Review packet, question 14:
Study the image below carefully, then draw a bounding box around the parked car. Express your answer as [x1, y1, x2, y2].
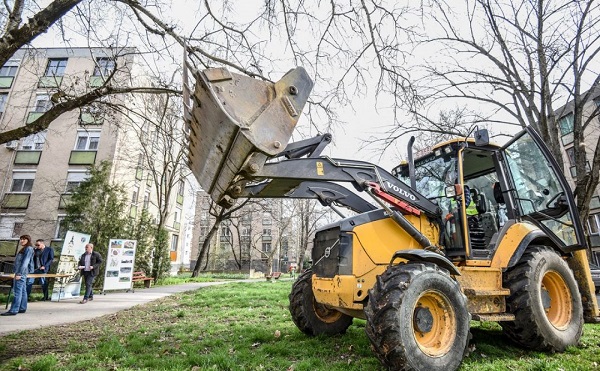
[590, 263, 600, 294]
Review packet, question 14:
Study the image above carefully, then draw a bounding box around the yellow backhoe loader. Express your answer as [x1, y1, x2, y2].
[184, 66, 599, 371]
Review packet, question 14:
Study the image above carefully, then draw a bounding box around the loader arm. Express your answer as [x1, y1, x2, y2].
[228, 156, 441, 217]
[241, 180, 377, 214]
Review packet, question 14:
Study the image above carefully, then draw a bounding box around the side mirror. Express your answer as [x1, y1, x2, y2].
[474, 128, 489, 146]
[445, 184, 463, 198]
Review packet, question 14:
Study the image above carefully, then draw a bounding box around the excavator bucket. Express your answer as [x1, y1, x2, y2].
[185, 67, 314, 207]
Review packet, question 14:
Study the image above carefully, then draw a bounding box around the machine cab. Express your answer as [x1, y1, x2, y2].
[395, 126, 585, 261]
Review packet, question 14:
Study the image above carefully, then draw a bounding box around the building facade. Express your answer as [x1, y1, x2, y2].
[190, 190, 304, 275]
[0, 47, 188, 273]
[556, 91, 600, 263]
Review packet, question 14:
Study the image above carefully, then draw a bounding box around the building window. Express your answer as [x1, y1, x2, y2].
[558, 113, 574, 136]
[131, 188, 139, 204]
[0, 216, 24, 239]
[75, 131, 100, 150]
[54, 216, 67, 239]
[170, 234, 178, 252]
[11, 172, 35, 193]
[143, 192, 150, 209]
[241, 213, 252, 225]
[589, 213, 600, 235]
[220, 226, 231, 237]
[12, 222, 23, 238]
[0, 93, 7, 113]
[93, 57, 115, 76]
[263, 229, 271, 236]
[34, 95, 51, 112]
[565, 147, 575, 167]
[178, 180, 185, 196]
[20, 132, 46, 150]
[0, 64, 18, 77]
[262, 242, 271, 253]
[45, 58, 67, 77]
[65, 171, 89, 193]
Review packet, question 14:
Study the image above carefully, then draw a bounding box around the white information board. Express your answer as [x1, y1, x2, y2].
[52, 231, 91, 301]
[102, 239, 137, 292]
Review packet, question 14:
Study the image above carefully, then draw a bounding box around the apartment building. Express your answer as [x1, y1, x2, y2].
[556, 89, 600, 262]
[0, 47, 189, 272]
[190, 190, 300, 275]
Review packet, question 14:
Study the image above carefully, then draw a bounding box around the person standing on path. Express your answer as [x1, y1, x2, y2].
[2, 235, 34, 316]
[77, 243, 103, 304]
[26, 239, 54, 300]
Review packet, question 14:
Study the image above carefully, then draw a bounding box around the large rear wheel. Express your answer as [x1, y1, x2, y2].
[365, 262, 471, 371]
[501, 246, 583, 351]
[288, 269, 353, 335]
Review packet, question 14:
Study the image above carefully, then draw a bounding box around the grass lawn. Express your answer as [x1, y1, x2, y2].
[0, 280, 599, 370]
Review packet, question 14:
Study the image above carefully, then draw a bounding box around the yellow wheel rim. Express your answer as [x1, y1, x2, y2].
[313, 299, 343, 323]
[412, 290, 456, 357]
[541, 270, 572, 329]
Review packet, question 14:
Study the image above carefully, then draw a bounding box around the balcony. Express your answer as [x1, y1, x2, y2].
[26, 112, 44, 124]
[0, 240, 18, 256]
[38, 76, 63, 88]
[1, 193, 30, 209]
[136, 167, 143, 180]
[262, 235, 272, 242]
[174, 222, 181, 230]
[176, 194, 184, 205]
[79, 112, 103, 125]
[0, 76, 14, 88]
[58, 194, 72, 209]
[14, 150, 41, 165]
[69, 150, 96, 165]
[89, 76, 105, 88]
[130, 205, 138, 218]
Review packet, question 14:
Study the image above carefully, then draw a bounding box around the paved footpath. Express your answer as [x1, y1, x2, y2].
[0, 281, 235, 335]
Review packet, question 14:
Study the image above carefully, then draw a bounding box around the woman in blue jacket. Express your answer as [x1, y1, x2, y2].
[2, 235, 34, 316]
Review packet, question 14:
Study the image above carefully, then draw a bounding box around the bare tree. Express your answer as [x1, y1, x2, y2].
[295, 199, 334, 273]
[110, 83, 189, 279]
[401, 0, 600, 222]
[0, 0, 187, 144]
[192, 198, 249, 276]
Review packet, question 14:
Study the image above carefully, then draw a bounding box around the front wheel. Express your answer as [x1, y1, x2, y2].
[288, 270, 353, 336]
[501, 246, 583, 351]
[365, 262, 471, 371]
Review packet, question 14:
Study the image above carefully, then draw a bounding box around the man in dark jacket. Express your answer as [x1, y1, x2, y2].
[26, 239, 54, 300]
[77, 243, 103, 304]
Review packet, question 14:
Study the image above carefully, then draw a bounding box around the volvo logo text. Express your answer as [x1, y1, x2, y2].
[385, 181, 417, 201]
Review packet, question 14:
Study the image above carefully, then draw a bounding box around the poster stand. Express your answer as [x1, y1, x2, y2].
[51, 231, 90, 301]
[102, 239, 137, 293]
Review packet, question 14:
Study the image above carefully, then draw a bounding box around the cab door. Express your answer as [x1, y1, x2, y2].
[498, 126, 586, 251]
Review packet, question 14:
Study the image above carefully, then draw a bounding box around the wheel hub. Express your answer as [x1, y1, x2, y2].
[541, 287, 551, 310]
[413, 306, 434, 333]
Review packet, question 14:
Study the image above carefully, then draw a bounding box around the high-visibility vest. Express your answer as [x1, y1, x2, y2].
[466, 200, 478, 216]
[449, 197, 478, 215]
